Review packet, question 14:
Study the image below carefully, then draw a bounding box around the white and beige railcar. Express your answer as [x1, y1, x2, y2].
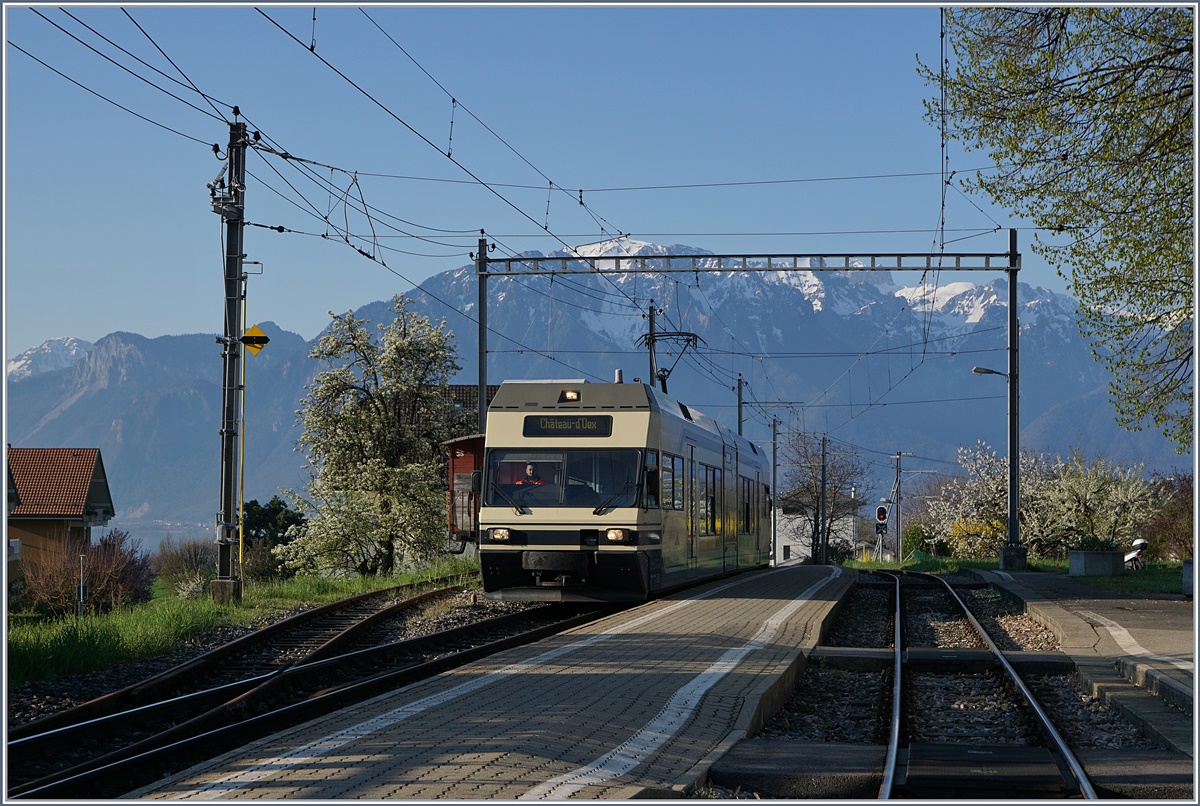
[470, 379, 770, 602]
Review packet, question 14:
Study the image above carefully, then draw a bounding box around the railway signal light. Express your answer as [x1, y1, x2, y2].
[876, 505, 888, 522]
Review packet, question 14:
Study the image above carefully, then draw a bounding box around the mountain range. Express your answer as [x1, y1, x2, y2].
[6, 240, 1185, 548]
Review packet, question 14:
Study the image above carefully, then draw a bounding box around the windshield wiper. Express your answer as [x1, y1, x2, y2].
[489, 480, 527, 516]
[592, 480, 633, 515]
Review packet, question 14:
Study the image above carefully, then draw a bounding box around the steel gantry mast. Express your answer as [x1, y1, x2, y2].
[474, 230, 1024, 569]
[211, 118, 249, 604]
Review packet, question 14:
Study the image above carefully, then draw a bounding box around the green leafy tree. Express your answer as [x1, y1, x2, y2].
[926, 440, 1161, 560]
[278, 296, 473, 577]
[921, 8, 1194, 451]
[241, 496, 304, 581]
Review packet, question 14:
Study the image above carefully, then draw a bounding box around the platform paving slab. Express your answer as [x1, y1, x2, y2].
[123, 565, 853, 801]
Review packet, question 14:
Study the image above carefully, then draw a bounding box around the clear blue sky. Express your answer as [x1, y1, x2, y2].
[4, 3, 1065, 360]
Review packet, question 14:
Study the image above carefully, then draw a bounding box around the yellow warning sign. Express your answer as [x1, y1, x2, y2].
[240, 324, 270, 355]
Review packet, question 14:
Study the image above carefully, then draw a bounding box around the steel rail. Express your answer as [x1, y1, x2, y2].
[10, 607, 609, 800]
[874, 571, 903, 800]
[919, 571, 1098, 799]
[6, 584, 478, 788]
[8, 573, 476, 742]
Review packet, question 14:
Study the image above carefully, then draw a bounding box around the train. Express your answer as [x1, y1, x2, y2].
[445, 378, 772, 602]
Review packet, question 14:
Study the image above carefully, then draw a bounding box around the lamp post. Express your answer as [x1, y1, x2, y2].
[972, 365, 1026, 571]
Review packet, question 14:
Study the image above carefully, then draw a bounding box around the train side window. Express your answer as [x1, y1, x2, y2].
[672, 455, 684, 510]
[701, 465, 720, 535]
[644, 451, 659, 509]
[659, 454, 672, 511]
[740, 476, 752, 533]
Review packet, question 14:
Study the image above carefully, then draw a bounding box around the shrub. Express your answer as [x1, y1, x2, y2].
[19, 543, 80, 615]
[154, 535, 217, 597]
[18, 529, 154, 616]
[242, 537, 285, 583]
[1073, 535, 1118, 552]
[89, 529, 155, 610]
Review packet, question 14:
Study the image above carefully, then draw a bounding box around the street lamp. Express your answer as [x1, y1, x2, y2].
[972, 365, 1025, 571]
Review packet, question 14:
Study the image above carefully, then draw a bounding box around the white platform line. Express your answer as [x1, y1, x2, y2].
[519, 568, 843, 800]
[167, 568, 807, 800]
[1079, 609, 1194, 673]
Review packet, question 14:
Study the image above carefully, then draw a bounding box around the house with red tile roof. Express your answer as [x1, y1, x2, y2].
[6, 447, 116, 572]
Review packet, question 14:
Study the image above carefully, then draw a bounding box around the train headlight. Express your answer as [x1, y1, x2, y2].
[604, 528, 632, 544]
[490, 528, 511, 541]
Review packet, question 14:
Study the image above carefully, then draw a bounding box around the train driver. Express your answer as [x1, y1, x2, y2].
[516, 462, 546, 485]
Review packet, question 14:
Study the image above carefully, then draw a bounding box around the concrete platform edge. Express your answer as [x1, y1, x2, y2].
[972, 569, 1194, 758]
[629, 569, 855, 799]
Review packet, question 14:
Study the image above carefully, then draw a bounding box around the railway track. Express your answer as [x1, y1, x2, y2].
[876, 571, 1096, 799]
[8, 581, 613, 799]
[10, 574, 472, 740]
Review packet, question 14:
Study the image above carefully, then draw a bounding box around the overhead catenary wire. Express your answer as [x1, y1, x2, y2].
[20, 8, 1018, 432]
[121, 8, 229, 123]
[255, 7, 659, 345]
[28, 9, 229, 123]
[255, 8, 613, 258]
[8, 41, 214, 147]
[358, 8, 624, 239]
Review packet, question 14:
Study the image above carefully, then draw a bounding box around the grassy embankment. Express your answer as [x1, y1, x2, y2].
[7, 557, 480, 687]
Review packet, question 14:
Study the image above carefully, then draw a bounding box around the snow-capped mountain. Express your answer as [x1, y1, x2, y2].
[5, 241, 1183, 532]
[7, 337, 93, 382]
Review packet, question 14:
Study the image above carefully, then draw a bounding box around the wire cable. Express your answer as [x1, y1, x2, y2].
[121, 8, 229, 123]
[8, 40, 213, 146]
[255, 8, 598, 255]
[26, 10, 226, 122]
[357, 8, 625, 240]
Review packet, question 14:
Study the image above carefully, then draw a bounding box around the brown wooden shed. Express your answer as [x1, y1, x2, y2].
[6, 447, 116, 572]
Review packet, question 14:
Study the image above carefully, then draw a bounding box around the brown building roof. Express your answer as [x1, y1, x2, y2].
[7, 448, 115, 521]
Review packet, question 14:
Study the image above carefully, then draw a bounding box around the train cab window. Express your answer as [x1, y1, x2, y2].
[484, 449, 641, 510]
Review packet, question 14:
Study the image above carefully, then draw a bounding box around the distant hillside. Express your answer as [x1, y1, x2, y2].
[6, 242, 1186, 542]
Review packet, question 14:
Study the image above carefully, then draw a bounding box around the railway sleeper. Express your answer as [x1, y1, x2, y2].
[895, 743, 1075, 798]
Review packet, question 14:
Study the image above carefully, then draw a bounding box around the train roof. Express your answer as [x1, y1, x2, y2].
[488, 380, 760, 457]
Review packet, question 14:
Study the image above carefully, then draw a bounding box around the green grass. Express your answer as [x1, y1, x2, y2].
[843, 556, 1188, 597]
[1066, 564, 1188, 596]
[7, 557, 481, 688]
[7, 597, 226, 685]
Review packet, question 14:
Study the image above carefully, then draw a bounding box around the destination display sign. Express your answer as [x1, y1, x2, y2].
[523, 414, 613, 438]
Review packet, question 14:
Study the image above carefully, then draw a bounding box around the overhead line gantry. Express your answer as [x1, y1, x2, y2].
[472, 229, 1025, 570]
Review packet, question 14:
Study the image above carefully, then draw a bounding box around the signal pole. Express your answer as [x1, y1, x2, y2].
[475, 234, 488, 433]
[647, 300, 660, 390]
[737, 374, 744, 436]
[211, 117, 248, 605]
[819, 434, 828, 564]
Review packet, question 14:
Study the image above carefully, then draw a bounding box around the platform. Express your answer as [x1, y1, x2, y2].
[978, 567, 1194, 758]
[125, 564, 852, 800]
